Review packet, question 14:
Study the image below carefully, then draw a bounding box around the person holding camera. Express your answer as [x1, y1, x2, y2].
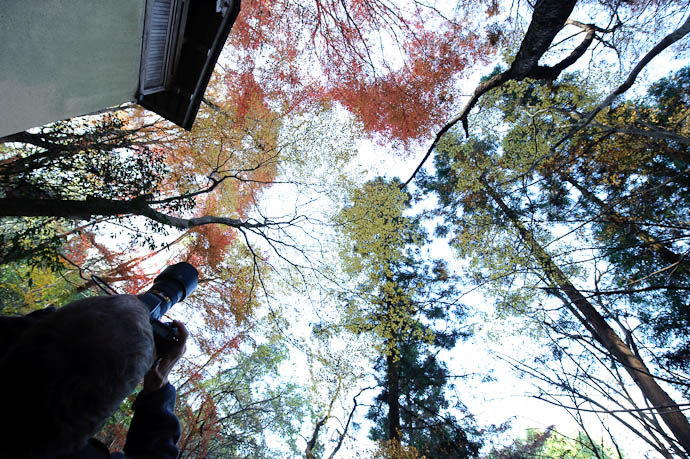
[0, 294, 188, 458]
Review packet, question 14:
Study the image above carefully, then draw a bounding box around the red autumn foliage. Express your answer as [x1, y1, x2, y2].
[186, 225, 237, 272]
[223, 0, 496, 145]
[177, 390, 222, 458]
[330, 26, 487, 143]
[62, 229, 155, 294]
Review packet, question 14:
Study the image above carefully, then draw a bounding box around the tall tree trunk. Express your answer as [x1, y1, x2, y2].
[480, 177, 690, 454]
[386, 353, 401, 441]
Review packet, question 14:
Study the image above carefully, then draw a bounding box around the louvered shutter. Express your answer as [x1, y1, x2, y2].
[140, 0, 182, 94]
[144, 0, 171, 90]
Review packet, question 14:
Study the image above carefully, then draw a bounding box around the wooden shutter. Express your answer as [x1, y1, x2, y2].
[140, 0, 186, 94]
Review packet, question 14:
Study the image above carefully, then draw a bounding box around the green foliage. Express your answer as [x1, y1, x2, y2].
[487, 428, 619, 459]
[0, 217, 65, 270]
[507, 69, 690, 370]
[0, 258, 87, 314]
[0, 116, 178, 268]
[367, 343, 482, 458]
[1, 116, 167, 201]
[647, 66, 690, 125]
[423, 66, 690, 372]
[187, 341, 309, 458]
[420, 137, 554, 321]
[337, 178, 482, 456]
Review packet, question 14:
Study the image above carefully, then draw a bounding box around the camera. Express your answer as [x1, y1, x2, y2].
[138, 262, 198, 354]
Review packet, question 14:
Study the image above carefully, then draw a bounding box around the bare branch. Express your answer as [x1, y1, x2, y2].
[402, 0, 593, 188]
[553, 13, 690, 152]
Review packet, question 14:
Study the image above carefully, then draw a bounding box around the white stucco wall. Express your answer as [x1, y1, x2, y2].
[0, 0, 146, 137]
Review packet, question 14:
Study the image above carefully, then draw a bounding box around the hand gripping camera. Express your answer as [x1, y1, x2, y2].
[138, 262, 198, 354]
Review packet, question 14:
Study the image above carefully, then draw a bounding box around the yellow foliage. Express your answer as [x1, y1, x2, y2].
[336, 179, 437, 357]
[370, 439, 425, 459]
[0, 264, 79, 315]
[337, 180, 411, 278]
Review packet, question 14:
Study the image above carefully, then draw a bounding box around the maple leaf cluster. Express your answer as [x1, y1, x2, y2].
[224, 0, 495, 145]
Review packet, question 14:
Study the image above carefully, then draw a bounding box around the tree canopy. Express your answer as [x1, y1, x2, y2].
[2, 0, 690, 457]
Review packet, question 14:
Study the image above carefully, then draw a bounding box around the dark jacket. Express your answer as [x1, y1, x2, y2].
[61, 383, 181, 459]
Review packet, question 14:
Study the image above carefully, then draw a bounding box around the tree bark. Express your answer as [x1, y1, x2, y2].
[386, 353, 401, 441]
[480, 177, 690, 454]
[508, 0, 580, 79]
[0, 196, 261, 230]
[305, 416, 327, 459]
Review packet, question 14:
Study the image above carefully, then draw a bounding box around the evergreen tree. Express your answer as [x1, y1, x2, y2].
[338, 178, 482, 457]
[478, 68, 690, 372]
[420, 68, 690, 452]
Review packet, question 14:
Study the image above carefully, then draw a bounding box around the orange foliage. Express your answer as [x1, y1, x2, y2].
[177, 390, 222, 458]
[62, 229, 155, 294]
[186, 225, 237, 272]
[331, 26, 486, 143]
[222, 0, 494, 145]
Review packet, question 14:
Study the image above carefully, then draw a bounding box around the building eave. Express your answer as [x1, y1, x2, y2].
[137, 0, 241, 130]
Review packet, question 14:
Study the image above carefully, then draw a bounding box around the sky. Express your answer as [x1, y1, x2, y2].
[137, 2, 690, 456]
[253, 13, 690, 456]
[5, 1, 687, 455]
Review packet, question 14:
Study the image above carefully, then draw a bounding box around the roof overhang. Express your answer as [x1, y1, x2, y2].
[136, 0, 240, 130]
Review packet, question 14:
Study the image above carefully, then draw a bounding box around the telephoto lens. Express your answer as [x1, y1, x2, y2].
[139, 262, 198, 353]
